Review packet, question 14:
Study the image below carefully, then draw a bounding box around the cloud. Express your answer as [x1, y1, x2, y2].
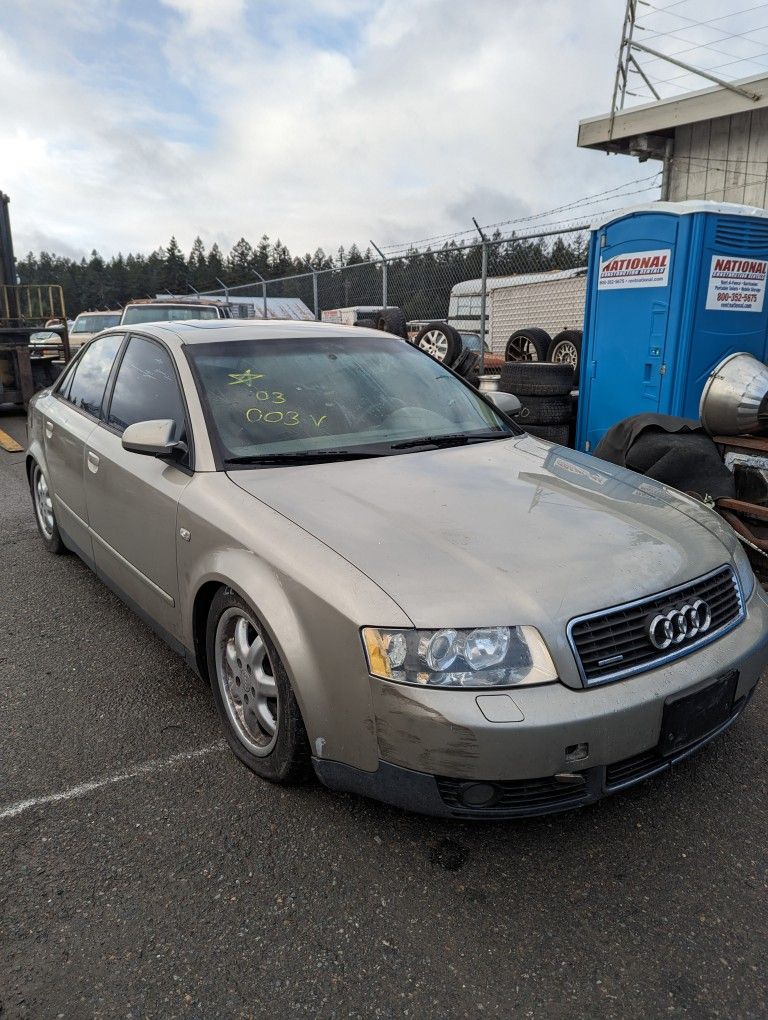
[0, 0, 657, 263]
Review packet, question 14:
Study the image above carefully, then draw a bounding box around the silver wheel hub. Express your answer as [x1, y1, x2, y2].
[33, 466, 54, 540]
[418, 330, 449, 360]
[215, 608, 279, 756]
[550, 340, 578, 366]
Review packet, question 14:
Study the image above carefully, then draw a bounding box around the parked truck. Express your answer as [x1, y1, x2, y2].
[0, 191, 70, 407]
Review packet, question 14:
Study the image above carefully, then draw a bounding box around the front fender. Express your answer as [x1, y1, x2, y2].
[178, 474, 412, 772]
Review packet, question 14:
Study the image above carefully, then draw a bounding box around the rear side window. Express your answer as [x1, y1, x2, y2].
[107, 336, 186, 441]
[61, 334, 123, 416]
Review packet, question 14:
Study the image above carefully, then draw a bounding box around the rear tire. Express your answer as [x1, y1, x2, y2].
[206, 588, 311, 785]
[505, 327, 550, 363]
[498, 362, 574, 396]
[30, 462, 65, 554]
[414, 321, 461, 363]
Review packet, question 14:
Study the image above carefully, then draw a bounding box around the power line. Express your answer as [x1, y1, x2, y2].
[613, 0, 768, 110]
[379, 174, 661, 253]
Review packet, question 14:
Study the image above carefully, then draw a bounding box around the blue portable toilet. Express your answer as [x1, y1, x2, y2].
[576, 201, 768, 452]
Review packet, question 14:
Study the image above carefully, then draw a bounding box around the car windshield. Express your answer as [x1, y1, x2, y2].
[72, 313, 121, 333]
[122, 305, 221, 325]
[187, 335, 517, 464]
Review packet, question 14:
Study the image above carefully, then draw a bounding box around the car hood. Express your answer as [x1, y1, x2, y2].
[228, 435, 733, 680]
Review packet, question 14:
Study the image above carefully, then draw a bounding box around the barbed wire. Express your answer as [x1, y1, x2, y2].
[378, 173, 661, 254]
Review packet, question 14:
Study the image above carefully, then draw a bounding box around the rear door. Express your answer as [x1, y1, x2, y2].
[43, 333, 124, 561]
[83, 334, 192, 638]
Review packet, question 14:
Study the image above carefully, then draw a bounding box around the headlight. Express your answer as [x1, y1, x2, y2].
[362, 626, 557, 688]
[732, 540, 756, 600]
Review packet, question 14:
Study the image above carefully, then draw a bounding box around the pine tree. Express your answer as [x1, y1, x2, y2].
[228, 238, 254, 280]
[164, 236, 187, 293]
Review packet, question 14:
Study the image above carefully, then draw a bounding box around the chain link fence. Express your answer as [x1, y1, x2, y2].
[201, 223, 590, 371]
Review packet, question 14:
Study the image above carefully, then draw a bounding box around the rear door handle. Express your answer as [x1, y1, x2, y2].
[45, 421, 53, 439]
[87, 450, 100, 473]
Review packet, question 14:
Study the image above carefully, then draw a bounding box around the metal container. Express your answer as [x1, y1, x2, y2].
[699, 352, 768, 435]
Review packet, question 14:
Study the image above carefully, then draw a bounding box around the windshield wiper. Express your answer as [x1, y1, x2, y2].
[389, 432, 503, 450]
[224, 449, 387, 465]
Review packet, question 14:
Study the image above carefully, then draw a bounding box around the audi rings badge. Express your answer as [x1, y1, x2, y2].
[646, 599, 712, 651]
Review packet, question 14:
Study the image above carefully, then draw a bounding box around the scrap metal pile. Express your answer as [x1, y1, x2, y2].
[598, 353, 768, 584]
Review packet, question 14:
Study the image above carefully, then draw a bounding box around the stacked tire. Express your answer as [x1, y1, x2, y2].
[498, 362, 575, 445]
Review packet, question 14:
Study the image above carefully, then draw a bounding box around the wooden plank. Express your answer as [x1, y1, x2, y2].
[724, 112, 750, 204]
[744, 106, 768, 207]
[705, 115, 731, 200]
[687, 119, 712, 199]
[0, 428, 23, 453]
[670, 125, 692, 200]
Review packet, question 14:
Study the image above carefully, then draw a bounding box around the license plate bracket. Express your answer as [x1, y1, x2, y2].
[659, 671, 737, 757]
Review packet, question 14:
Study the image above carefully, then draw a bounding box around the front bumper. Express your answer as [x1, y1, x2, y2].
[314, 587, 768, 819]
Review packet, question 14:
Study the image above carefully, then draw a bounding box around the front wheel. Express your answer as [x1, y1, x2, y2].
[30, 462, 66, 554]
[207, 588, 311, 784]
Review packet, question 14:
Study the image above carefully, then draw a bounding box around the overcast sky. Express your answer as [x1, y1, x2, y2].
[0, 0, 709, 260]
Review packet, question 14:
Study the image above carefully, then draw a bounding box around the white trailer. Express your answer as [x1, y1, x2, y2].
[321, 306, 381, 326]
[447, 267, 587, 355]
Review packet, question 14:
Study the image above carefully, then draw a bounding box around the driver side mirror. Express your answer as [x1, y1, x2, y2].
[486, 391, 522, 418]
[122, 419, 187, 458]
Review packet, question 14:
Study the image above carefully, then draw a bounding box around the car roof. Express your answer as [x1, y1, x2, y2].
[114, 318, 395, 345]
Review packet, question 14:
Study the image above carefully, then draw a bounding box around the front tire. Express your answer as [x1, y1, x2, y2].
[30, 462, 65, 554]
[207, 588, 311, 784]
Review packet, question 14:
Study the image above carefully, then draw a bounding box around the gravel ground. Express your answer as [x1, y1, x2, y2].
[1, 409, 767, 1019]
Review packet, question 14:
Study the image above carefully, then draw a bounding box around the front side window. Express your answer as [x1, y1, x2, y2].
[186, 335, 516, 465]
[107, 336, 186, 442]
[61, 333, 123, 417]
[121, 305, 220, 325]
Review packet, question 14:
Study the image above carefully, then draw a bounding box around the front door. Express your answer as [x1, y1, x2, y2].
[83, 334, 192, 639]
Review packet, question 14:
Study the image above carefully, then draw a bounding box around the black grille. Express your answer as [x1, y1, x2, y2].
[715, 218, 768, 250]
[605, 750, 666, 789]
[569, 566, 743, 685]
[436, 775, 588, 816]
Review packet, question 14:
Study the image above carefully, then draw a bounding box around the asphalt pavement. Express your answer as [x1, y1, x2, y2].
[1, 408, 767, 1019]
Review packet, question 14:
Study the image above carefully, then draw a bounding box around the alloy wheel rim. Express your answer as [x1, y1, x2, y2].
[507, 338, 538, 362]
[33, 466, 54, 540]
[418, 330, 449, 360]
[550, 340, 578, 366]
[215, 607, 279, 756]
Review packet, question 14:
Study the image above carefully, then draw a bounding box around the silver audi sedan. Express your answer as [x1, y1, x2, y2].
[26, 320, 768, 818]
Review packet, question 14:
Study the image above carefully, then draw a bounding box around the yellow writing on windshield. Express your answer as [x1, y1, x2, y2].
[228, 369, 265, 386]
[245, 408, 328, 428]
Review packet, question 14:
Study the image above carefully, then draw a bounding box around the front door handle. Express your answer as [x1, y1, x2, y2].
[87, 450, 100, 473]
[45, 421, 53, 439]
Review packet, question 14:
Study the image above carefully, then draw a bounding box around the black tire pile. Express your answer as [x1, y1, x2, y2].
[498, 362, 575, 445]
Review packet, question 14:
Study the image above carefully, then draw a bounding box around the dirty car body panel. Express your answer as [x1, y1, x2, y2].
[26, 319, 768, 819]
